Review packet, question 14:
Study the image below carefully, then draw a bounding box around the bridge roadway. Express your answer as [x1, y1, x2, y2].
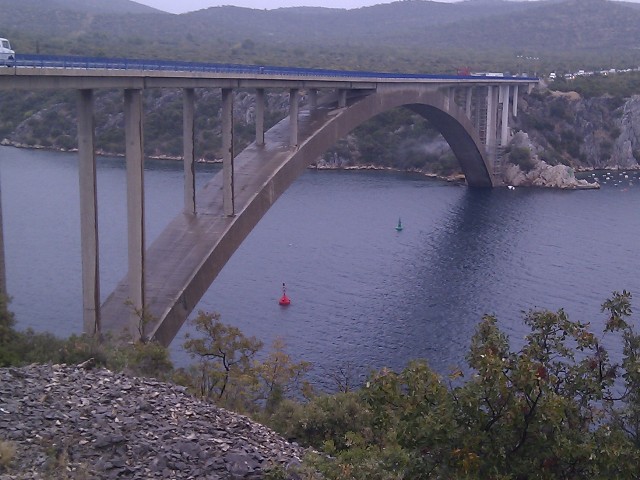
[0, 56, 538, 344]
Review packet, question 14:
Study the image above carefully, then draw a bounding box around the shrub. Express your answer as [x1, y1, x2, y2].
[509, 146, 536, 172]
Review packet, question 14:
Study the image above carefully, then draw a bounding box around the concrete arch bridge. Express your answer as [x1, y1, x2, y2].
[0, 60, 537, 344]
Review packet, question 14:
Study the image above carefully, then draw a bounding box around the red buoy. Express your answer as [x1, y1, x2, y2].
[279, 282, 291, 306]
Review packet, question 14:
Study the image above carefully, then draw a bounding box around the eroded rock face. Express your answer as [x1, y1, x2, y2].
[503, 131, 600, 189]
[516, 90, 640, 171]
[0, 364, 306, 479]
[612, 95, 640, 169]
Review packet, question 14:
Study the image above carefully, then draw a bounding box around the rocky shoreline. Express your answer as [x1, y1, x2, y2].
[0, 141, 621, 189]
[0, 363, 307, 479]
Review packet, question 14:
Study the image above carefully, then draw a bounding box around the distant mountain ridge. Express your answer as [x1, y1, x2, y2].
[0, 0, 639, 73]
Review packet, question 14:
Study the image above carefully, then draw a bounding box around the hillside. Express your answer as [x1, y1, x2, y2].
[1, 0, 640, 72]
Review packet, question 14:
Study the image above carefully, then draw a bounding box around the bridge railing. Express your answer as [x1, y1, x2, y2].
[13, 54, 538, 83]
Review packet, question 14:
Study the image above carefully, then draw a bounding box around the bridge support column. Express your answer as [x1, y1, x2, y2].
[0, 172, 5, 305]
[222, 88, 235, 216]
[465, 87, 473, 119]
[474, 89, 483, 135]
[500, 85, 510, 147]
[124, 89, 145, 339]
[183, 88, 196, 215]
[338, 89, 347, 108]
[308, 89, 318, 110]
[77, 89, 101, 336]
[512, 85, 519, 117]
[485, 86, 499, 158]
[289, 88, 299, 149]
[255, 88, 265, 146]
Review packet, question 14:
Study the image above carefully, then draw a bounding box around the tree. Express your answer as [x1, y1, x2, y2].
[254, 337, 312, 412]
[182, 311, 263, 408]
[288, 292, 640, 479]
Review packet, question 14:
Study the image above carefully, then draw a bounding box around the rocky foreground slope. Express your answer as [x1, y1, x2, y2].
[0, 364, 307, 479]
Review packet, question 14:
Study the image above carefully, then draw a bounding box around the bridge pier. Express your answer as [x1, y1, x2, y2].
[337, 89, 347, 108]
[500, 85, 510, 147]
[77, 89, 100, 336]
[183, 88, 196, 215]
[124, 89, 146, 339]
[289, 88, 299, 148]
[255, 88, 265, 146]
[0, 172, 5, 306]
[308, 89, 318, 110]
[485, 86, 497, 154]
[222, 88, 235, 217]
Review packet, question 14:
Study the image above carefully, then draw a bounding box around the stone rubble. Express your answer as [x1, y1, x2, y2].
[0, 363, 307, 479]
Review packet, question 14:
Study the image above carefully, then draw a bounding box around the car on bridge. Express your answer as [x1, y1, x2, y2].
[0, 38, 15, 66]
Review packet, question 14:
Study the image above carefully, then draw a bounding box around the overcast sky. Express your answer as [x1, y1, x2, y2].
[133, 0, 552, 14]
[135, 0, 640, 14]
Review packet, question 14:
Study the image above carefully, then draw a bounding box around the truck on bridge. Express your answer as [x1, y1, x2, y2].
[0, 37, 14, 66]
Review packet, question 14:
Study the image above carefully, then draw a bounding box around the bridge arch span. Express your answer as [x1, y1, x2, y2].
[102, 86, 494, 344]
[288, 86, 494, 187]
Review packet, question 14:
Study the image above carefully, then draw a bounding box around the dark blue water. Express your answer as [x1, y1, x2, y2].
[1, 146, 639, 388]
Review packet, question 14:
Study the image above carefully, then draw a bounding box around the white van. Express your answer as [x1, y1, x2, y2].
[0, 38, 15, 66]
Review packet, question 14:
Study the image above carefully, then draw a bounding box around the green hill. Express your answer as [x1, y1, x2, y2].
[1, 0, 640, 73]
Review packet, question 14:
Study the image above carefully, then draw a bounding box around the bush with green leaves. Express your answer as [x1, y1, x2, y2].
[284, 291, 640, 479]
[178, 311, 311, 415]
[508, 146, 536, 172]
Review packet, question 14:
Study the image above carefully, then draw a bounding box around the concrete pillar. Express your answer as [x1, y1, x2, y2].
[222, 88, 234, 216]
[77, 89, 100, 336]
[289, 88, 299, 149]
[183, 88, 196, 215]
[465, 87, 473, 119]
[474, 90, 482, 131]
[512, 85, 519, 117]
[124, 89, 145, 339]
[338, 89, 347, 108]
[0, 166, 7, 311]
[255, 88, 265, 146]
[486, 86, 496, 149]
[308, 89, 318, 110]
[500, 85, 510, 146]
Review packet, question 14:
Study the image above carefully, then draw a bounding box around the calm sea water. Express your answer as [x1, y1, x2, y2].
[1, 146, 639, 388]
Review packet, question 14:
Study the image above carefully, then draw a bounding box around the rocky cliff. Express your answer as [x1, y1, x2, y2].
[496, 88, 640, 188]
[0, 363, 306, 479]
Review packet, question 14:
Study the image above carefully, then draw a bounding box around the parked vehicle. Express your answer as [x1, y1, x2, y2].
[0, 37, 15, 66]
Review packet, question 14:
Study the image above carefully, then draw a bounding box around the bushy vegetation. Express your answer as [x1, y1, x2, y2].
[4, 291, 640, 478]
[508, 146, 536, 172]
[275, 291, 640, 479]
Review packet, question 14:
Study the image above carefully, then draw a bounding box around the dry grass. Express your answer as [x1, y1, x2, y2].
[0, 439, 16, 470]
